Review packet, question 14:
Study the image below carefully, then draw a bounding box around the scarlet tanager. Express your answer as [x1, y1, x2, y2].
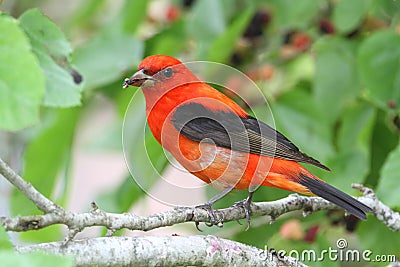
[123, 55, 371, 226]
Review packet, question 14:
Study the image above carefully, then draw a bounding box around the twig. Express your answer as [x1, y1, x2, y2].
[352, 184, 400, 231]
[0, 158, 61, 214]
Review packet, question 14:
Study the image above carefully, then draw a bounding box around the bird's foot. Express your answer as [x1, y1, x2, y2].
[234, 197, 253, 231]
[195, 202, 223, 229]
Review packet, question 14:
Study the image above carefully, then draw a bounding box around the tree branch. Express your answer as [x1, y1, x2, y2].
[0, 158, 61, 214]
[0, 157, 398, 234]
[1, 185, 399, 234]
[352, 184, 400, 231]
[1, 157, 399, 266]
[15, 235, 306, 267]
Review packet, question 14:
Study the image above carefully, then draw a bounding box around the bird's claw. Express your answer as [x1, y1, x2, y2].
[194, 221, 203, 232]
[195, 203, 224, 229]
[196, 203, 217, 224]
[234, 198, 253, 231]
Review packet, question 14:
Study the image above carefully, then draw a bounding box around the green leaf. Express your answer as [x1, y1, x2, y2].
[332, 0, 372, 34]
[115, 176, 146, 211]
[63, 0, 107, 31]
[11, 108, 80, 218]
[376, 142, 400, 207]
[73, 26, 143, 89]
[370, 0, 400, 18]
[268, 0, 320, 29]
[187, 0, 226, 58]
[0, 251, 73, 267]
[208, 8, 254, 63]
[187, 0, 226, 42]
[120, 0, 148, 33]
[261, 55, 315, 99]
[19, 9, 82, 107]
[145, 19, 187, 56]
[337, 103, 375, 154]
[365, 111, 399, 187]
[358, 30, 400, 110]
[0, 226, 12, 250]
[284, 54, 315, 88]
[313, 37, 359, 125]
[0, 14, 45, 130]
[357, 216, 400, 260]
[323, 103, 375, 191]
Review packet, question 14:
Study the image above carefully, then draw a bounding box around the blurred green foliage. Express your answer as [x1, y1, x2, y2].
[0, 0, 399, 266]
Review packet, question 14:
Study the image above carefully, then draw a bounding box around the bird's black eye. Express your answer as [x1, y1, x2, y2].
[163, 67, 173, 78]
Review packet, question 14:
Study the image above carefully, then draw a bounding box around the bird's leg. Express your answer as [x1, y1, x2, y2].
[195, 186, 234, 226]
[234, 190, 255, 231]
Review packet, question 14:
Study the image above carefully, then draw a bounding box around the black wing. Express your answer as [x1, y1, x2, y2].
[172, 102, 330, 171]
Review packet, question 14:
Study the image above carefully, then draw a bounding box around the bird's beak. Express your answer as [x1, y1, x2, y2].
[122, 69, 155, 89]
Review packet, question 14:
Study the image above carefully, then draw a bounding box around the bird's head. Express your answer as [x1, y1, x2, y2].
[123, 55, 187, 89]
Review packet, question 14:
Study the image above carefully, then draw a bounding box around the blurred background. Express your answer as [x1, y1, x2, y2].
[0, 0, 399, 266]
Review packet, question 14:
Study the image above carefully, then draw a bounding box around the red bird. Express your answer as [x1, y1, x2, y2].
[123, 55, 371, 227]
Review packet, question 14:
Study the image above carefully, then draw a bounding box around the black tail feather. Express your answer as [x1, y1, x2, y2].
[299, 174, 372, 220]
